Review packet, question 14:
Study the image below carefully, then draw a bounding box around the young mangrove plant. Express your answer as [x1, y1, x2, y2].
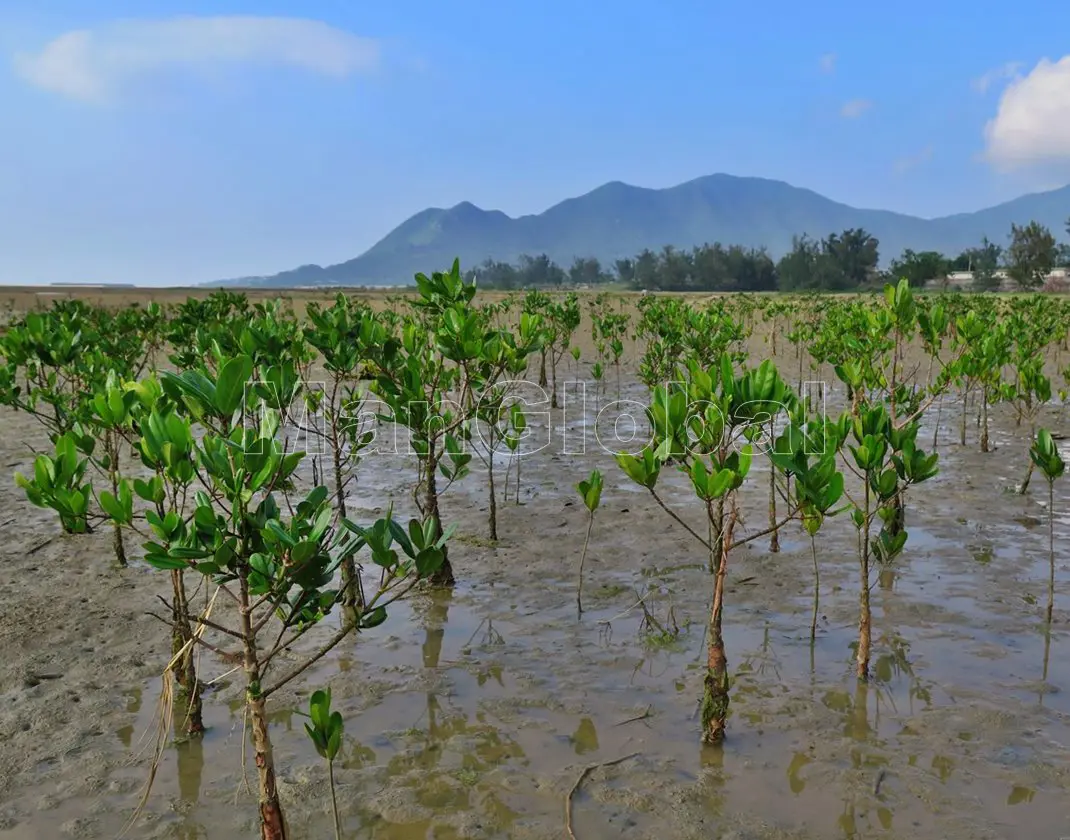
[100, 355, 451, 839]
[303, 293, 380, 613]
[304, 687, 345, 840]
[502, 402, 526, 504]
[617, 356, 801, 743]
[1030, 429, 1065, 624]
[574, 468, 603, 616]
[1009, 357, 1053, 494]
[841, 404, 938, 678]
[770, 412, 846, 642]
[369, 261, 539, 583]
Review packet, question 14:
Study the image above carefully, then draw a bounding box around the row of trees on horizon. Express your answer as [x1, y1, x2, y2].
[464, 217, 1070, 293]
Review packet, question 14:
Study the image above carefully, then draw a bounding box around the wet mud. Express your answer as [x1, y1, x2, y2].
[0, 333, 1068, 840]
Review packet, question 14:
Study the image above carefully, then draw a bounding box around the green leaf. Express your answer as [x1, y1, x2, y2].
[99, 490, 130, 524]
[215, 355, 254, 418]
[360, 606, 388, 629]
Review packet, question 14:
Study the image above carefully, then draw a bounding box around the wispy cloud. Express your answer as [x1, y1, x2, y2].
[840, 98, 872, 119]
[13, 16, 380, 102]
[894, 144, 934, 174]
[971, 61, 1022, 94]
[983, 55, 1070, 171]
[819, 53, 836, 74]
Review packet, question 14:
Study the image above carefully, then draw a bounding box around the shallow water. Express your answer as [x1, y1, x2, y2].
[1, 351, 1069, 840]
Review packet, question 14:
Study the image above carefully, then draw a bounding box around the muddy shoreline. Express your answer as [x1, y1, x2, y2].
[1, 344, 1068, 839]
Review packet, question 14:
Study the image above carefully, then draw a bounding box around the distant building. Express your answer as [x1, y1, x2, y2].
[926, 268, 1069, 292]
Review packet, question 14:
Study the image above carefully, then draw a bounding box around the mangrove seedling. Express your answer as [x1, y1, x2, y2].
[616, 356, 801, 743]
[575, 468, 603, 616]
[841, 404, 938, 678]
[1030, 429, 1065, 624]
[304, 687, 345, 840]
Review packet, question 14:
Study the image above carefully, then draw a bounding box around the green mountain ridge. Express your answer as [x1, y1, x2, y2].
[218, 173, 1070, 287]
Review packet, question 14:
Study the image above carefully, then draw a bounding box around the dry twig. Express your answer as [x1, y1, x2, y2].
[564, 752, 640, 839]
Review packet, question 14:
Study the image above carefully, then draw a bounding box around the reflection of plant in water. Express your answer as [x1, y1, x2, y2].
[736, 624, 782, 682]
[338, 740, 377, 771]
[632, 580, 689, 651]
[461, 616, 505, 651]
[570, 717, 600, 755]
[389, 694, 526, 779]
[969, 542, 994, 565]
[1007, 784, 1035, 805]
[476, 664, 505, 689]
[838, 800, 894, 839]
[173, 736, 208, 840]
[871, 633, 935, 713]
[786, 751, 811, 794]
[630, 656, 675, 683]
[931, 754, 955, 783]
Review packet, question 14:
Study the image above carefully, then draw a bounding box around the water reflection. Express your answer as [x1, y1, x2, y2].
[786, 751, 811, 794]
[931, 754, 955, 783]
[1007, 785, 1035, 805]
[341, 591, 528, 837]
[172, 737, 207, 840]
[418, 589, 452, 669]
[571, 717, 599, 755]
[116, 687, 143, 748]
[177, 737, 204, 804]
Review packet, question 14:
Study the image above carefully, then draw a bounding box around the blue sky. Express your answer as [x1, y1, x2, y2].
[1, 0, 1068, 285]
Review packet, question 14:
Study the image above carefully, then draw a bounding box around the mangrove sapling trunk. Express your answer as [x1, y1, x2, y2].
[331, 432, 362, 621]
[538, 349, 548, 388]
[809, 535, 819, 642]
[768, 429, 779, 553]
[888, 493, 905, 538]
[705, 497, 725, 574]
[328, 761, 340, 840]
[487, 447, 498, 542]
[577, 513, 593, 617]
[240, 577, 287, 840]
[980, 388, 991, 453]
[857, 484, 873, 680]
[574, 470, 602, 617]
[702, 508, 737, 744]
[1047, 479, 1055, 625]
[170, 570, 204, 736]
[103, 431, 128, 566]
[550, 351, 559, 410]
[1020, 423, 1037, 495]
[932, 396, 942, 450]
[960, 391, 968, 446]
[423, 448, 455, 587]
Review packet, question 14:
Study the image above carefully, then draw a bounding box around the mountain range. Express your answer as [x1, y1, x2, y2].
[219, 174, 1070, 287]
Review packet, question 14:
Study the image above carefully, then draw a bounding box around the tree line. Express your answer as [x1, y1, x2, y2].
[465, 217, 1070, 292]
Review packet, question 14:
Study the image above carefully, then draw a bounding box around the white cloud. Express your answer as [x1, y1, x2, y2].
[983, 56, 1070, 170]
[840, 98, 872, 119]
[819, 53, 836, 74]
[894, 144, 934, 174]
[972, 61, 1022, 94]
[13, 16, 380, 102]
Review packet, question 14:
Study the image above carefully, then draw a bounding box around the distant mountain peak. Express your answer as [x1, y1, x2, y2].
[217, 173, 1070, 287]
